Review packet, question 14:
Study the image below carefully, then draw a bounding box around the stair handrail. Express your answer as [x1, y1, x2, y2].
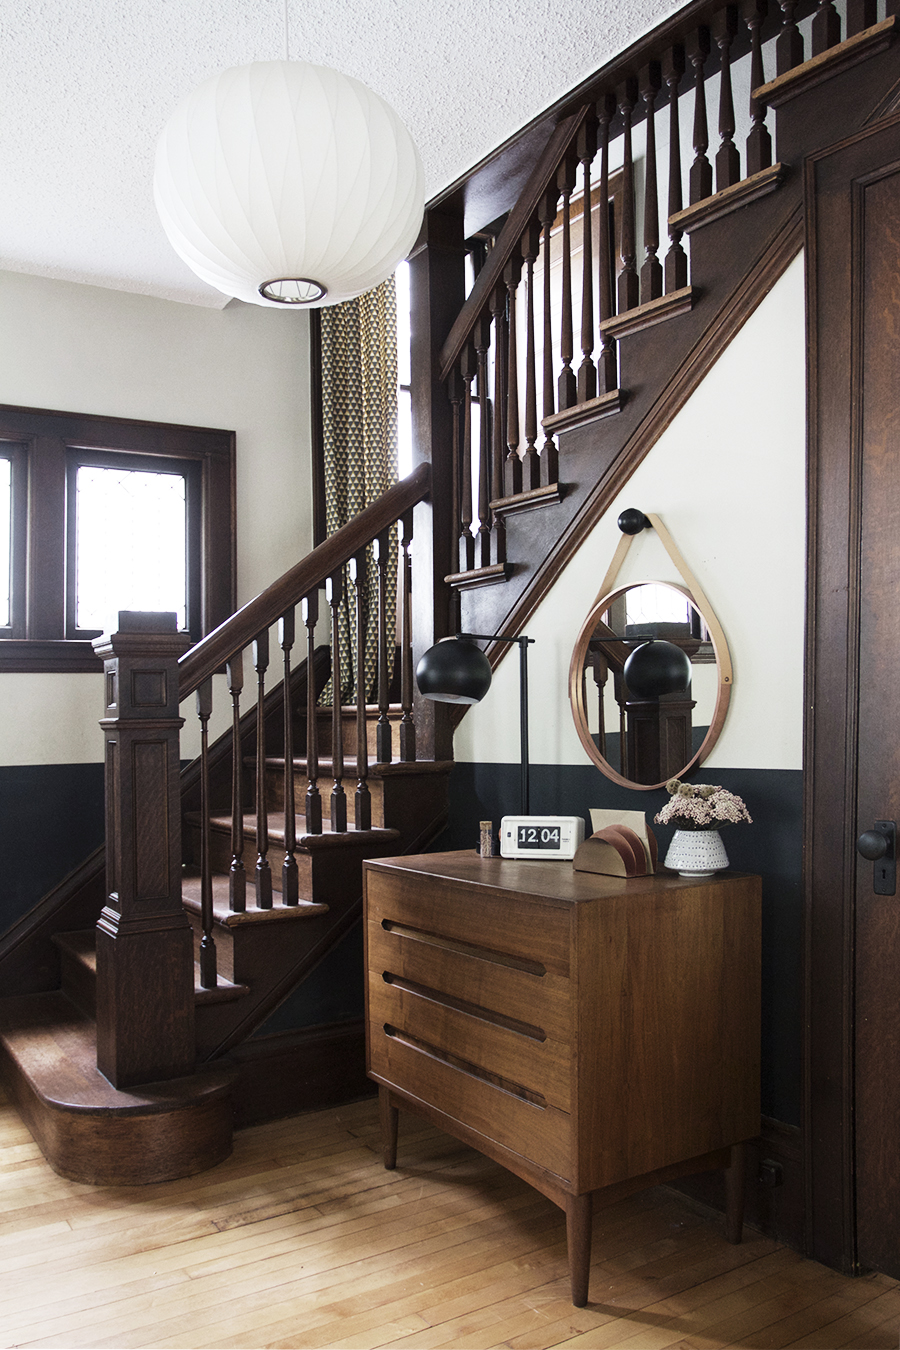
[178, 461, 432, 699]
[438, 108, 588, 384]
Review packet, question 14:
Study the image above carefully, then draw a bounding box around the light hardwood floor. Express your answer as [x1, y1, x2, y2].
[1, 1085, 898, 1350]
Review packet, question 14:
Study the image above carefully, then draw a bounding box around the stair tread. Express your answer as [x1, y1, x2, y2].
[260, 757, 454, 777]
[54, 927, 252, 1000]
[193, 811, 401, 849]
[181, 869, 330, 927]
[0, 991, 233, 1113]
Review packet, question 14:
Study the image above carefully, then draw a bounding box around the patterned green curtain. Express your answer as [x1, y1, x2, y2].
[320, 275, 399, 705]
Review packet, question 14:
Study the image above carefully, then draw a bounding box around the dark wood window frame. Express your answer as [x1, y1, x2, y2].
[0, 404, 236, 673]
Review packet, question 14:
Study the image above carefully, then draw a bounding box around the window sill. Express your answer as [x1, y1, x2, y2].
[0, 640, 104, 673]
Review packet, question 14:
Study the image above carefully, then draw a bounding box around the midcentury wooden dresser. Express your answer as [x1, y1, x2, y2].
[363, 850, 761, 1305]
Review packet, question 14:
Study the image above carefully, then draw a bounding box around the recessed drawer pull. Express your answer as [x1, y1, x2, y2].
[382, 1023, 547, 1108]
[382, 970, 547, 1042]
[381, 919, 546, 976]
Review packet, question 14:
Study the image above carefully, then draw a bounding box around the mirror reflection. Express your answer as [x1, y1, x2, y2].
[572, 582, 721, 789]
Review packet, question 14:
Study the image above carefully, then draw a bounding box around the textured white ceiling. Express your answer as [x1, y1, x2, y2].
[0, 0, 684, 308]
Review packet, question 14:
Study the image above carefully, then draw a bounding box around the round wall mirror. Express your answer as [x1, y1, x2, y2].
[568, 580, 732, 790]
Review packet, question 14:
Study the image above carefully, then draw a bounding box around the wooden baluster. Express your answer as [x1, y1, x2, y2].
[688, 28, 713, 204]
[576, 114, 598, 404]
[846, 0, 876, 36]
[197, 676, 217, 988]
[640, 62, 663, 305]
[474, 313, 493, 567]
[350, 551, 372, 831]
[663, 45, 689, 293]
[744, 0, 772, 176]
[326, 570, 348, 832]
[714, 8, 740, 191]
[226, 649, 246, 912]
[776, 1, 803, 75]
[616, 79, 639, 314]
[504, 255, 523, 496]
[398, 508, 416, 762]
[458, 343, 476, 570]
[489, 283, 508, 565]
[302, 591, 323, 833]
[558, 151, 578, 412]
[253, 629, 273, 908]
[812, 0, 841, 53]
[539, 186, 559, 485]
[597, 94, 618, 394]
[447, 368, 463, 569]
[521, 218, 541, 490]
[373, 529, 393, 764]
[279, 607, 299, 904]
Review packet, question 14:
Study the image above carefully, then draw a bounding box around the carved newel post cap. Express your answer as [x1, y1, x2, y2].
[116, 610, 179, 633]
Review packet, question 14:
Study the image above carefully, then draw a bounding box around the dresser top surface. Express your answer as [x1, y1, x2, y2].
[364, 850, 754, 906]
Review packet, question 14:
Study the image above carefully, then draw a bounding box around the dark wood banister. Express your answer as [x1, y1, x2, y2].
[438, 108, 588, 384]
[178, 462, 431, 699]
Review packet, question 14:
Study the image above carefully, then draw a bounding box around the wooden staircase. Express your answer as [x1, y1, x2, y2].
[0, 467, 450, 1184]
[2, 0, 899, 1193]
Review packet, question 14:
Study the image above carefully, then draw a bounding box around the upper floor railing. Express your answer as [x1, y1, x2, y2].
[437, 0, 895, 588]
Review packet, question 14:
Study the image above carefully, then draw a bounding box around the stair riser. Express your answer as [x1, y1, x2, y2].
[187, 826, 315, 901]
[312, 709, 403, 758]
[57, 948, 96, 1020]
[264, 772, 387, 827]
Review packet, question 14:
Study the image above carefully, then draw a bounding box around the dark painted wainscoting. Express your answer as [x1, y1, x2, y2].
[0, 763, 105, 935]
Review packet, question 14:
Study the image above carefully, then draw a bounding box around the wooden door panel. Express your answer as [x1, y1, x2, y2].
[807, 113, 900, 1277]
[855, 162, 900, 1278]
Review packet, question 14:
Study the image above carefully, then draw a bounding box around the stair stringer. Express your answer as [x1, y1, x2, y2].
[457, 185, 805, 660]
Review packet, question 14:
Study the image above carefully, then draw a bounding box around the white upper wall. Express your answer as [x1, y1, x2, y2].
[455, 251, 807, 774]
[0, 269, 313, 766]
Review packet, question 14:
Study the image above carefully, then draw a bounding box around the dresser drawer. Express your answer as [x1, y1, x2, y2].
[368, 913, 571, 1109]
[365, 868, 571, 978]
[368, 1019, 572, 1181]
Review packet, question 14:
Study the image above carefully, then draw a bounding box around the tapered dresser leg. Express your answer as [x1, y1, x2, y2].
[725, 1141, 747, 1243]
[379, 1086, 399, 1170]
[566, 1192, 593, 1306]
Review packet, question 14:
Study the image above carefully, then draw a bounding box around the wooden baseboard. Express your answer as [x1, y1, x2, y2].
[224, 1020, 375, 1129]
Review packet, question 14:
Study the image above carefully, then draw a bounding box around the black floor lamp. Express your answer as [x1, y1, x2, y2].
[416, 632, 534, 815]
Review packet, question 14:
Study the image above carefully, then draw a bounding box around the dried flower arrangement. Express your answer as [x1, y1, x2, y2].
[654, 778, 752, 831]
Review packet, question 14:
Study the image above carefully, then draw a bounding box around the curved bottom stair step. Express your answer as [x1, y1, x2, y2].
[0, 990, 234, 1185]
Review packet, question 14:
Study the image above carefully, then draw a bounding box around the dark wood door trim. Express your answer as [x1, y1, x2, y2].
[803, 107, 900, 1276]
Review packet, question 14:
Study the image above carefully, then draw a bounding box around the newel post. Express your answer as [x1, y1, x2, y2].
[92, 611, 195, 1089]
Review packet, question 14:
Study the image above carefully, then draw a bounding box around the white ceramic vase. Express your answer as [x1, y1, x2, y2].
[664, 828, 729, 877]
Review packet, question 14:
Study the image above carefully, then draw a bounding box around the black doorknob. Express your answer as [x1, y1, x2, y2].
[858, 829, 890, 861]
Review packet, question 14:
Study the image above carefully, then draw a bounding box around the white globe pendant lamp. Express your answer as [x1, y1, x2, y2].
[154, 60, 425, 308]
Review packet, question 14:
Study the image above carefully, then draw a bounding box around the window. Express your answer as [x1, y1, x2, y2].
[0, 406, 235, 672]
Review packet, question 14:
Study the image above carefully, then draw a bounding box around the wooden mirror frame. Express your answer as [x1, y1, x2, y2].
[568, 512, 734, 791]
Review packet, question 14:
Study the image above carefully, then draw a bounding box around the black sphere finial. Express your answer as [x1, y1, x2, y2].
[617, 508, 649, 535]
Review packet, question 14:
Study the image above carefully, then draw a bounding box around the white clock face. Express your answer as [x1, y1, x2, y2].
[500, 816, 585, 860]
[516, 824, 562, 850]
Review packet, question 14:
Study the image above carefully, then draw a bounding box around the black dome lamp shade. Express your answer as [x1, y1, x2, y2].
[416, 631, 534, 813]
[623, 638, 691, 699]
[414, 637, 492, 705]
